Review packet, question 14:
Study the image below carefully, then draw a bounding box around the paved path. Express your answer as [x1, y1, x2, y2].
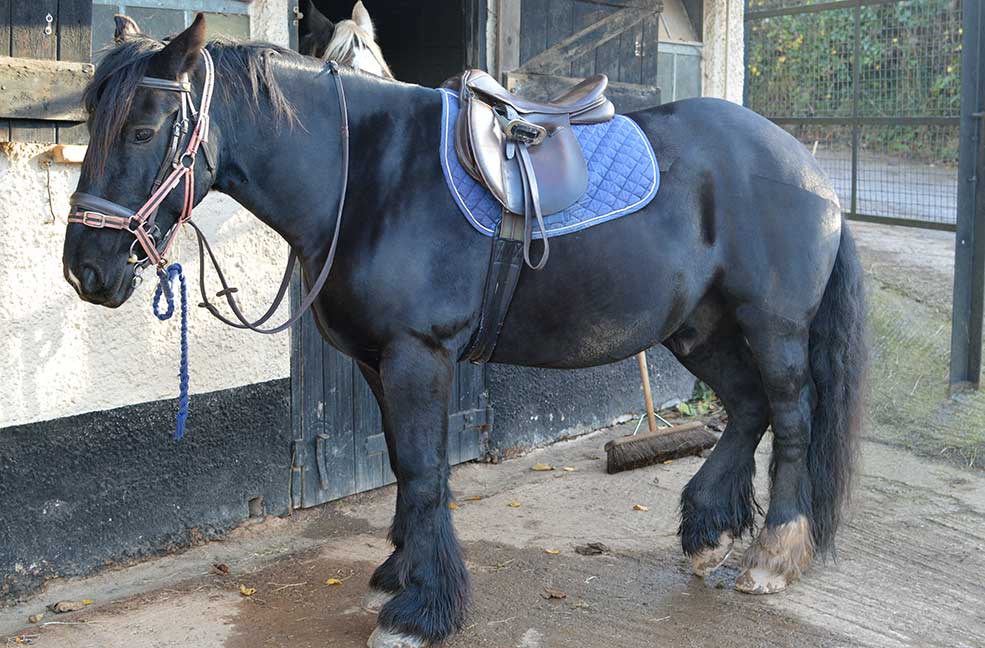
[3, 424, 983, 648]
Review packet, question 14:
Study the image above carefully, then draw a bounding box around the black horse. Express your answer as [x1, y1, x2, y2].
[63, 16, 866, 648]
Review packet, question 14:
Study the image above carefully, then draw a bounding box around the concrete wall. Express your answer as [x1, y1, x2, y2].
[701, 0, 745, 103]
[0, 0, 291, 430]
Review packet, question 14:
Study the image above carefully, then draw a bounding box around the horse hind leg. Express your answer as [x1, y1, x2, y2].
[665, 315, 770, 578]
[733, 308, 816, 594]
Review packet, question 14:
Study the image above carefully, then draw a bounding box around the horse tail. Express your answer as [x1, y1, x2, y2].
[807, 221, 868, 555]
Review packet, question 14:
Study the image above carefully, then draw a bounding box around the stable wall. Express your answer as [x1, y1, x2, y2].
[0, 0, 295, 603]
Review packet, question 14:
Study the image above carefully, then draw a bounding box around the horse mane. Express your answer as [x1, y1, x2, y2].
[323, 20, 393, 78]
[83, 36, 301, 172]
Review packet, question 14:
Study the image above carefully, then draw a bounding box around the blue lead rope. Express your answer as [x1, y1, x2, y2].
[153, 263, 190, 440]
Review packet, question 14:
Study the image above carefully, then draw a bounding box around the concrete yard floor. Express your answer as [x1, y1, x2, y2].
[3, 423, 984, 648]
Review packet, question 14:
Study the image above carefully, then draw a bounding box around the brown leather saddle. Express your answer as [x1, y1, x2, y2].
[453, 70, 615, 363]
[454, 69, 615, 269]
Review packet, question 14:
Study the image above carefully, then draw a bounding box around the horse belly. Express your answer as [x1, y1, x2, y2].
[488, 210, 711, 369]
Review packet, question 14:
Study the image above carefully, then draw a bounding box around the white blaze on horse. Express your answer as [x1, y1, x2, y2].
[300, 0, 393, 78]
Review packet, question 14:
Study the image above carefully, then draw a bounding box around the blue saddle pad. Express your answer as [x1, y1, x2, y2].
[438, 89, 659, 238]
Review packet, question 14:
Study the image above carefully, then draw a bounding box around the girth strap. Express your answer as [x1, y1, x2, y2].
[463, 212, 526, 363]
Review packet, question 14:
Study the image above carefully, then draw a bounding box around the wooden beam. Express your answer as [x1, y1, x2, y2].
[496, 0, 521, 79]
[505, 71, 661, 113]
[57, 0, 93, 144]
[519, 2, 663, 76]
[0, 57, 94, 122]
[10, 0, 59, 143]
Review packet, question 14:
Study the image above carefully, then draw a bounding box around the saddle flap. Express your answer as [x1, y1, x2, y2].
[456, 97, 589, 216]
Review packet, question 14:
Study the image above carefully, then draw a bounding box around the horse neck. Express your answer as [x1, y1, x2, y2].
[208, 63, 412, 258]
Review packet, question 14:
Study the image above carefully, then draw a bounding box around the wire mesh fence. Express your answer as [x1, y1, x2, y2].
[745, 0, 962, 229]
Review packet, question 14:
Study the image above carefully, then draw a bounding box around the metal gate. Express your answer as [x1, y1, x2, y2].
[499, 0, 664, 112]
[744, 0, 963, 231]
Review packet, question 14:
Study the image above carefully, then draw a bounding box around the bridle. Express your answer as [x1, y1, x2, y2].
[69, 49, 217, 270]
[67, 49, 351, 335]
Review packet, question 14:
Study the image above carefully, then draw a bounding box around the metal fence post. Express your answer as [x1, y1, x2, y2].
[949, 0, 985, 392]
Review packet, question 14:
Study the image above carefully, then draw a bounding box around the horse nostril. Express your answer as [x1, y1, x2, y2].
[79, 264, 103, 294]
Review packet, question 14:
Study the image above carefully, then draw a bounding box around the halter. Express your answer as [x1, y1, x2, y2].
[68, 49, 217, 270]
[68, 51, 352, 336]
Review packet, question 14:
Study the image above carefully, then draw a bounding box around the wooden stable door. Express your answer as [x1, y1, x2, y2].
[502, 0, 663, 113]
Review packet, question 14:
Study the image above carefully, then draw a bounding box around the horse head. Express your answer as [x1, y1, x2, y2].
[300, 1, 393, 78]
[64, 15, 215, 307]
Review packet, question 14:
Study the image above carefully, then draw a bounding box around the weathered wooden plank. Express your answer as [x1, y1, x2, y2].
[642, 13, 660, 88]
[594, 5, 622, 80]
[618, 15, 644, 83]
[519, 0, 548, 66]
[546, 0, 573, 50]
[497, 0, 522, 78]
[0, 58, 93, 121]
[353, 361, 385, 492]
[0, 0, 11, 141]
[521, 1, 662, 75]
[56, 0, 92, 144]
[569, 1, 601, 78]
[10, 0, 58, 143]
[300, 310, 325, 506]
[506, 71, 660, 112]
[290, 270, 304, 509]
[324, 346, 356, 500]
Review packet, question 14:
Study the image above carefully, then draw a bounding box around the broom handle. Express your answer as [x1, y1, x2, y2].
[636, 351, 658, 433]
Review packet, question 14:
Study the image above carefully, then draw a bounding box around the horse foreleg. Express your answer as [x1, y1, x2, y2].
[357, 362, 404, 613]
[368, 340, 469, 648]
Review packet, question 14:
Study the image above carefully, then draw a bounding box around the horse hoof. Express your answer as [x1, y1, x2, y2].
[362, 589, 396, 614]
[734, 568, 789, 595]
[367, 627, 428, 648]
[691, 532, 733, 578]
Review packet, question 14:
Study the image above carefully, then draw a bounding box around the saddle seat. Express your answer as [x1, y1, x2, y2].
[463, 69, 614, 120]
[454, 69, 615, 227]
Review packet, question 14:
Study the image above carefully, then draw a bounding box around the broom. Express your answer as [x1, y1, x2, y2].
[604, 352, 718, 474]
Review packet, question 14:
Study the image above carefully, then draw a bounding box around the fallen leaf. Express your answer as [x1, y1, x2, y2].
[239, 585, 257, 597]
[48, 600, 86, 613]
[462, 495, 483, 502]
[448, 502, 459, 510]
[662, 460, 674, 465]
[545, 549, 561, 555]
[531, 463, 554, 471]
[325, 578, 343, 586]
[574, 542, 609, 556]
[82, 600, 93, 605]
[212, 563, 230, 575]
[28, 613, 44, 624]
[508, 501, 521, 508]
[541, 587, 567, 600]
[633, 504, 650, 512]
[561, 466, 576, 472]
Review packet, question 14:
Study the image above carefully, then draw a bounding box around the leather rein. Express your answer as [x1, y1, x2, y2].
[68, 51, 350, 335]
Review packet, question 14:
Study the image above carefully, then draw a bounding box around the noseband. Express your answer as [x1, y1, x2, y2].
[68, 50, 352, 336]
[69, 49, 217, 270]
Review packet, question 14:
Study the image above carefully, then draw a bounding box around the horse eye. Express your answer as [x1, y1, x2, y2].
[134, 128, 154, 143]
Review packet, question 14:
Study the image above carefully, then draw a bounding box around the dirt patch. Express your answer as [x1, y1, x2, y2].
[220, 539, 849, 648]
[225, 552, 380, 648]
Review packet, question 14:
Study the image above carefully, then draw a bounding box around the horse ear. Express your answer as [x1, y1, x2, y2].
[351, 1, 375, 40]
[305, 0, 335, 34]
[150, 13, 207, 79]
[113, 14, 141, 43]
